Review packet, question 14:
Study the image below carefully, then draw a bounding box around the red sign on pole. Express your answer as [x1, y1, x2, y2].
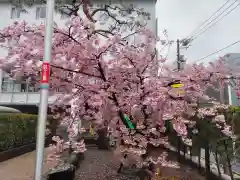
[40, 62, 50, 83]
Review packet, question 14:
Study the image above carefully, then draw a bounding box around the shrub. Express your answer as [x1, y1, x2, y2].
[0, 113, 55, 152]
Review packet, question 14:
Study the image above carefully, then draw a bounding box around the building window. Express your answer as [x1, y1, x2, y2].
[36, 6, 46, 19]
[1, 77, 8, 92]
[11, 7, 21, 19]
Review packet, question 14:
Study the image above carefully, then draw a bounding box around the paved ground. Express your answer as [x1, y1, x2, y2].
[0, 148, 58, 180]
[75, 147, 204, 180]
[0, 146, 205, 180]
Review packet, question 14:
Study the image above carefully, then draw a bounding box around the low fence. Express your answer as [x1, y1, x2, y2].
[171, 137, 240, 180]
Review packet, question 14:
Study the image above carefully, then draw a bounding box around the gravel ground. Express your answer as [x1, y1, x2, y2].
[76, 147, 138, 180]
[75, 147, 204, 180]
[0, 146, 204, 180]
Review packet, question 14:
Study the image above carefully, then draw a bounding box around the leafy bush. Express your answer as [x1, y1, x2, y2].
[0, 113, 55, 152]
[227, 106, 240, 133]
[227, 106, 240, 157]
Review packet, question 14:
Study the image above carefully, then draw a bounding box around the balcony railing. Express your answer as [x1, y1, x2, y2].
[0, 81, 60, 104]
[1, 81, 61, 93]
[1, 81, 38, 93]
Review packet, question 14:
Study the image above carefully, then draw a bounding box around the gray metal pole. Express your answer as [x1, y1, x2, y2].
[228, 84, 232, 105]
[34, 0, 55, 179]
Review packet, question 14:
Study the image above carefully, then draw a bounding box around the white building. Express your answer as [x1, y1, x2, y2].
[222, 53, 240, 106]
[0, 0, 157, 112]
[204, 53, 240, 106]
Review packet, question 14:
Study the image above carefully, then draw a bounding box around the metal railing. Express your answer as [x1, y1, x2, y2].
[1, 81, 62, 93]
[1, 81, 38, 92]
[172, 138, 240, 180]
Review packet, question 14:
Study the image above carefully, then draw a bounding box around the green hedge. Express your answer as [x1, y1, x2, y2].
[0, 113, 55, 152]
[227, 106, 240, 134]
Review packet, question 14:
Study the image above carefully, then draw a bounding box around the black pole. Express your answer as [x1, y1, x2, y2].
[177, 137, 181, 162]
[177, 39, 180, 71]
[223, 140, 234, 180]
[204, 141, 211, 179]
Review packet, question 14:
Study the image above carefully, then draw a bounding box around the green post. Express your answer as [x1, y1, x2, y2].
[122, 114, 134, 129]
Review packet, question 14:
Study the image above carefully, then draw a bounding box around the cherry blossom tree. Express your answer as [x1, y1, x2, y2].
[0, 14, 238, 178]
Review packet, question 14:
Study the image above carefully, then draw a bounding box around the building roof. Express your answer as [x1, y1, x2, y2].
[0, 0, 157, 4]
[222, 53, 240, 66]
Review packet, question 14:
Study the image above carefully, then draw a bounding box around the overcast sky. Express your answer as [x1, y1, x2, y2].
[156, 0, 240, 65]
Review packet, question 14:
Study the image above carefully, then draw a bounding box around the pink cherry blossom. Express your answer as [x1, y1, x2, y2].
[0, 12, 238, 170]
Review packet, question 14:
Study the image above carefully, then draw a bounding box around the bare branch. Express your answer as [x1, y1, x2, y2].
[51, 64, 102, 79]
[91, 29, 114, 36]
[54, 28, 81, 45]
[141, 48, 157, 74]
[91, 5, 128, 25]
[53, 75, 99, 94]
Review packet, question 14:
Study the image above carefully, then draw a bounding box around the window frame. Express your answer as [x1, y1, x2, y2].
[10, 7, 21, 19]
[36, 6, 46, 19]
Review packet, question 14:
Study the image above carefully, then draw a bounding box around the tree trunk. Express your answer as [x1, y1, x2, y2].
[190, 146, 193, 160]
[183, 145, 186, 160]
[117, 163, 124, 174]
[96, 127, 109, 150]
[223, 164, 230, 174]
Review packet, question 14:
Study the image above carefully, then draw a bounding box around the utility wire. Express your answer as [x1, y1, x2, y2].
[192, 0, 237, 38]
[194, 39, 240, 63]
[191, 1, 240, 41]
[186, 0, 231, 39]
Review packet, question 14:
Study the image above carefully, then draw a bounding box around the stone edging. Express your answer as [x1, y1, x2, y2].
[0, 142, 36, 163]
[43, 135, 110, 180]
[43, 152, 85, 180]
[0, 136, 51, 163]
